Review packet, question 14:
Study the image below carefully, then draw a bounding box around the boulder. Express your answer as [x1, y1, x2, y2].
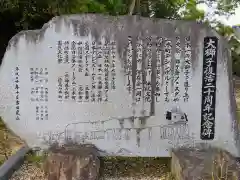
[43, 142, 100, 180]
[171, 144, 240, 180]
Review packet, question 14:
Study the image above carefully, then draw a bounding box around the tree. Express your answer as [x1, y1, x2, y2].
[214, 22, 240, 75]
[0, 0, 239, 70]
[196, 0, 238, 16]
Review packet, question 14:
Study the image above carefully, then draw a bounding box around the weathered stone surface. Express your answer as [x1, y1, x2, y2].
[171, 145, 240, 180]
[43, 142, 100, 180]
[11, 157, 172, 180]
[0, 14, 239, 157]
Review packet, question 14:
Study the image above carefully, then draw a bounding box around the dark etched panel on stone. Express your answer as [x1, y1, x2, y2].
[200, 37, 218, 140]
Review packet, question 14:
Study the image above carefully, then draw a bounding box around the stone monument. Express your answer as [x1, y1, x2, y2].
[0, 14, 239, 157]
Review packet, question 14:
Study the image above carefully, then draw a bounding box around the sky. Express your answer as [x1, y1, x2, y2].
[227, 6, 240, 25]
[197, 3, 240, 26]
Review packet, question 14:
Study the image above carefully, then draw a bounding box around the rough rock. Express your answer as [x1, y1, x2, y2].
[171, 144, 240, 180]
[10, 156, 173, 180]
[43, 142, 100, 180]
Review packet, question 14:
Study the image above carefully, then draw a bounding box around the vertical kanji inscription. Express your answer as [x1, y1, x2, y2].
[200, 36, 218, 140]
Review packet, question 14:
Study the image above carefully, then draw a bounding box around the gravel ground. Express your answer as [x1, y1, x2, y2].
[10, 158, 173, 180]
[10, 163, 46, 180]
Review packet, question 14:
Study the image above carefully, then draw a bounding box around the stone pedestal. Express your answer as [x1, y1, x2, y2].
[171, 145, 240, 180]
[43, 142, 100, 180]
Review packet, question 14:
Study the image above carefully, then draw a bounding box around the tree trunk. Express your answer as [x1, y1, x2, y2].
[136, 0, 140, 15]
[129, 0, 136, 15]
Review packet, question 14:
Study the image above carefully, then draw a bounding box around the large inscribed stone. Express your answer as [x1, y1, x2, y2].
[0, 14, 239, 157]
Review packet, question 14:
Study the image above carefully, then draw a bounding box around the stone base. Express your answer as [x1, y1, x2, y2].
[43, 142, 100, 180]
[171, 145, 240, 180]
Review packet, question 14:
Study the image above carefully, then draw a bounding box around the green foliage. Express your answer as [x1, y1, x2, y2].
[198, 0, 239, 17]
[216, 0, 239, 16]
[150, 0, 184, 19]
[213, 22, 240, 76]
[215, 22, 234, 37]
[181, 0, 205, 21]
[0, 0, 240, 74]
[1, 0, 237, 29]
[26, 151, 48, 167]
